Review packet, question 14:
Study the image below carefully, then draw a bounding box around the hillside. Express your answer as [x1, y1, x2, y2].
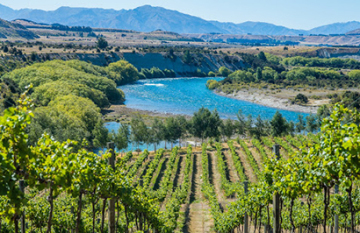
[0, 18, 38, 39]
[309, 21, 360, 35]
[1, 3, 360, 36]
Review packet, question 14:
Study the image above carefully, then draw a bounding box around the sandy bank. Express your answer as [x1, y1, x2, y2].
[216, 90, 319, 114]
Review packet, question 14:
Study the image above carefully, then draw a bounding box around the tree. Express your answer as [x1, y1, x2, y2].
[218, 66, 232, 77]
[258, 51, 267, 62]
[130, 115, 147, 151]
[165, 117, 181, 149]
[97, 37, 108, 49]
[235, 109, 246, 136]
[106, 60, 139, 85]
[294, 93, 308, 104]
[220, 119, 234, 141]
[305, 114, 318, 133]
[110, 123, 130, 153]
[253, 115, 268, 139]
[176, 115, 188, 147]
[190, 107, 221, 144]
[183, 50, 192, 64]
[151, 118, 165, 152]
[270, 111, 288, 137]
[92, 119, 109, 147]
[295, 115, 305, 133]
[256, 67, 262, 81]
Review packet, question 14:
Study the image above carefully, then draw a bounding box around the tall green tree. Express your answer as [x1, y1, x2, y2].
[97, 37, 108, 49]
[295, 115, 305, 133]
[165, 117, 181, 149]
[305, 114, 318, 133]
[190, 107, 221, 144]
[270, 111, 288, 137]
[110, 123, 130, 153]
[176, 115, 188, 147]
[235, 109, 246, 136]
[130, 115, 147, 151]
[220, 119, 234, 141]
[150, 118, 165, 152]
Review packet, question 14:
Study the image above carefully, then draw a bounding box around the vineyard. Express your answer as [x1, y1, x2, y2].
[2, 100, 360, 233]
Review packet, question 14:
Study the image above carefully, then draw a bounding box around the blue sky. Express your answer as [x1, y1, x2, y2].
[1, 0, 358, 30]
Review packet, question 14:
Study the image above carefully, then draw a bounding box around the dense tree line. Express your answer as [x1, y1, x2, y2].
[208, 52, 360, 93]
[282, 56, 360, 69]
[139, 67, 176, 79]
[111, 107, 320, 152]
[51, 24, 93, 32]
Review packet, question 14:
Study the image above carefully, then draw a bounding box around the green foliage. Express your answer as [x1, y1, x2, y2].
[238, 139, 260, 177]
[139, 67, 176, 79]
[189, 107, 221, 142]
[182, 50, 192, 64]
[218, 66, 232, 77]
[270, 111, 288, 137]
[31, 80, 110, 108]
[282, 56, 360, 69]
[330, 91, 360, 110]
[96, 37, 108, 49]
[3, 60, 125, 104]
[29, 94, 106, 147]
[206, 79, 220, 90]
[106, 60, 139, 86]
[293, 93, 309, 104]
[109, 123, 130, 151]
[228, 141, 247, 181]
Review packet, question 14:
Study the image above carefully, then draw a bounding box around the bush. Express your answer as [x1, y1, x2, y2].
[206, 80, 219, 90]
[294, 93, 308, 104]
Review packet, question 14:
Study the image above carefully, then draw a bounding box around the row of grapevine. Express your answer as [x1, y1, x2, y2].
[227, 140, 247, 182]
[237, 139, 260, 177]
[143, 149, 165, 187]
[127, 150, 150, 178]
[261, 136, 274, 149]
[161, 146, 193, 232]
[200, 144, 225, 232]
[251, 138, 268, 162]
[153, 147, 180, 202]
[215, 143, 241, 197]
[274, 137, 295, 156]
[285, 135, 303, 149]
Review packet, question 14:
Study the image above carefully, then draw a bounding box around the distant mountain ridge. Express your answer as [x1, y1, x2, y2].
[1, 4, 360, 36]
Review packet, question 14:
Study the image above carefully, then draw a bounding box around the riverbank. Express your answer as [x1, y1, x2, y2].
[216, 90, 321, 114]
[102, 104, 192, 124]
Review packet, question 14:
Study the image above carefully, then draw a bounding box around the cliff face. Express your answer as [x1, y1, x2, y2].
[316, 48, 360, 58]
[47, 52, 245, 75]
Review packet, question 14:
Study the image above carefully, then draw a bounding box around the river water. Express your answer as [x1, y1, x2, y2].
[100, 77, 309, 153]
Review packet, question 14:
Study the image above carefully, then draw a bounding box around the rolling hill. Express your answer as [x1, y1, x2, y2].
[1, 4, 360, 36]
[0, 18, 38, 39]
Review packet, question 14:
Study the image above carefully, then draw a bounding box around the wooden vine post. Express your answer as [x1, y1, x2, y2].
[244, 181, 249, 233]
[273, 144, 281, 233]
[107, 142, 116, 233]
[19, 180, 25, 233]
[334, 184, 339, 233]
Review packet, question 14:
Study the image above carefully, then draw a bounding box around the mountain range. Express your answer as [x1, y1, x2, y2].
[1, 4, 360, 36]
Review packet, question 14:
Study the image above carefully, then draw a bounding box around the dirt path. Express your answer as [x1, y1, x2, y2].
[186, 153, 213, 233]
